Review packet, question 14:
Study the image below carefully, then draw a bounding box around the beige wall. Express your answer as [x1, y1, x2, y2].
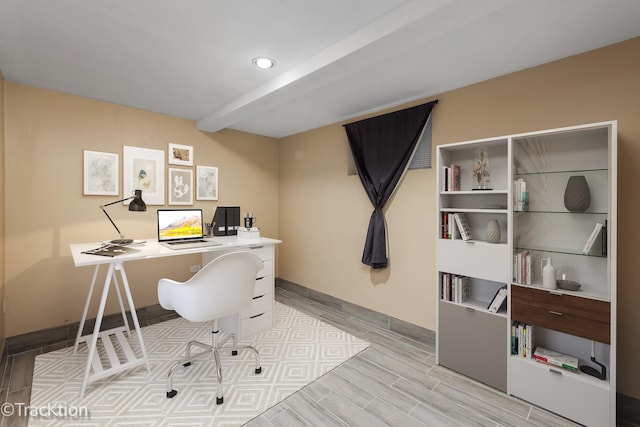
[3, 83, 279, 338]
[0, 70, 5, 352]
[278, 37, 640, 399]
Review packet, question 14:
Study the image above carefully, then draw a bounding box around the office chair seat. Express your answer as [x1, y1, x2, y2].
[158, 251, 264, 405]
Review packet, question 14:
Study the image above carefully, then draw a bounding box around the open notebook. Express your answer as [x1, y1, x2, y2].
[157, 209, 222, 250]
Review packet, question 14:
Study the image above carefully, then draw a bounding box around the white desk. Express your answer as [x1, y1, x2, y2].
[69, 236, 281, 398]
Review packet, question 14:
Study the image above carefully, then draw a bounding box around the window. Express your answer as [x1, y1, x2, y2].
[408, 113, 432, 170]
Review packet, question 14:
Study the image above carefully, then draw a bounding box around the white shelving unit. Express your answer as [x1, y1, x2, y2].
[435, 121, 617, 427]
[436, 137, 510, 392]
[509, 121, 616, 427]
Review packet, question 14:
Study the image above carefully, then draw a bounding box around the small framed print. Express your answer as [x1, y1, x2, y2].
[123, 146, 165, 205]
[196, 165, 218, 201]
[168, 143, 193, 166]
[169, 168, 193, 205]
[83, 150, 119, 196]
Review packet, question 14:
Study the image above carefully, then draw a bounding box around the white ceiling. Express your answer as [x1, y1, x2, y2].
[1, 0, 639, 138]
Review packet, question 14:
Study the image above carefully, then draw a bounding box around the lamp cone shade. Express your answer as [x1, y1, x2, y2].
[128, 189, 146, 211]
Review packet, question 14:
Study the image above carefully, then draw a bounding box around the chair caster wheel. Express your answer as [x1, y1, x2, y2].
[216, 396, 223, 405]
[255, 367, 262, 374]
[167, 390, 177, 398]
[183, 362, 191, 367]
[232, 350, 238, 356]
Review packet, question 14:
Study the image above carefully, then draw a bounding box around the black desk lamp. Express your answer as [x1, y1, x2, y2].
[100, 189, 146, 244]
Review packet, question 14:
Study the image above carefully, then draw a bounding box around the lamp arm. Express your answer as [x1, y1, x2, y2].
[101, 206, 125, 240]
[99, 195, 134, 240]
[99, 195, 135, 209]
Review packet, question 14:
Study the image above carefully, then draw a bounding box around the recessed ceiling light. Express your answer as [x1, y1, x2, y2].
[252, 57, 275, 69]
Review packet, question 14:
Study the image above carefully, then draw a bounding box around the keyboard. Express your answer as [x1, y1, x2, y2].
[168, 239, 207, 245]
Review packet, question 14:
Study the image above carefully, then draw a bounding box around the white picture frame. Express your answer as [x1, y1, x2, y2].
[168, 143, 194, 166]
[123, 146, 165, 205]
[83, 150, 119, 196]
[168, 168, 193, 205]
[196, 165, 218, 201]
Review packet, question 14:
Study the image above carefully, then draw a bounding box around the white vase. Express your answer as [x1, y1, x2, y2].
[486, 219, 500, 243]
[541, 257, 557, 289]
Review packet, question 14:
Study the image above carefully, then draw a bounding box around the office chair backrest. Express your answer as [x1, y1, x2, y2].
[158, 251, 264, 323]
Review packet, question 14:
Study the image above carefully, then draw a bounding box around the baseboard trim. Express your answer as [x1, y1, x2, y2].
[4, 303, 178, 356]
[275, 278, 435, 347]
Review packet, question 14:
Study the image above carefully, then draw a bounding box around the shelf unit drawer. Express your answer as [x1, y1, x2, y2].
[255, 275, 274, 296]
[240, 292, 273, 319]
[437, 239, 509, 283]
[245, 245, 274, 261]
[438, 301, 507, 391]
[219, 295, 273, 340]
[511, 286, 610, 343]
[239, 310, 273, 339]
[257, 259, 274, 278]
[510, 357, 611, 427]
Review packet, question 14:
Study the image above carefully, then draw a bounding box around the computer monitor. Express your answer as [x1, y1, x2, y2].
[157, 209, 205, 242]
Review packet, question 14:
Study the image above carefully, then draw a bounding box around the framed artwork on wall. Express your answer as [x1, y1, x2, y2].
[168, 168, 193, 205]
[196, 165, 218, 201]
[123, 146, 165, 205]
[83, 150, 119, 196]
[168, 143, 193, 166]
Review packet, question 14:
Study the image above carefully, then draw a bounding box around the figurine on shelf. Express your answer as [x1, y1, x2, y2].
[473, 149, 491, 190]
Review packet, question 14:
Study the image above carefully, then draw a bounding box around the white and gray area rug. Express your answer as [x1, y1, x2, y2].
[29, 302, 369, 426]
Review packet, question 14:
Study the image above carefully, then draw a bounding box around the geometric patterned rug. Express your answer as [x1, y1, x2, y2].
[29, 302, 369, 426]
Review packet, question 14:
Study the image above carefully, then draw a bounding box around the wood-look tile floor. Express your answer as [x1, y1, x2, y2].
[0, 287, 635, 426]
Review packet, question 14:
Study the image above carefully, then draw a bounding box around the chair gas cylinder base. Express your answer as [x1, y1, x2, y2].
[165, 319, 262, 404]
[158, 251, 265, 405]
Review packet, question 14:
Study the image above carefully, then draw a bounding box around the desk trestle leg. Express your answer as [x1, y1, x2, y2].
[77, 262, 150, 398]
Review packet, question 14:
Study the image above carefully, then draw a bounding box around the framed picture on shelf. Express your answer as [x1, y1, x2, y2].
[168, 143, 193, 166]
[196, 165, 218, 201]
[123, 146, 165, 205]
[168, 168, 193, 205]
[83, 150, 119, 196]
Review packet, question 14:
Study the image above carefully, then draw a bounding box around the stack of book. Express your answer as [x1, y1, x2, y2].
[440, 212, 471, 240]
[441, 213, 457, 239]
[513, 178, 529, 211]
[533, 347, 579, 372]
[513, 250, 531, 284]
[582, 221, 607, 255]
[440, 273, 469, 303]
[511, 321, 535, 358]
[487, 286, 507, 313]
[452, 212, 471, 240]
[441, 164, 461, 191]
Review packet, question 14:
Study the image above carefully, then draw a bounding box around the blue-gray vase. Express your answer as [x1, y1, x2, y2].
[564, 175, 590, 212]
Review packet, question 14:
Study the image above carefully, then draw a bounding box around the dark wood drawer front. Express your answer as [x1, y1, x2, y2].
[511, 302, 609, 343]
[511, 286, 610, 344]
[511, 286, 610, 323]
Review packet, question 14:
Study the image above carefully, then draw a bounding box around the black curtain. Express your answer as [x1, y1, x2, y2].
[344, 101, 437, 269]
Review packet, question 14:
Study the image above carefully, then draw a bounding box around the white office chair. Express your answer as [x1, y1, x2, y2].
[157, 251, 264, 405]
